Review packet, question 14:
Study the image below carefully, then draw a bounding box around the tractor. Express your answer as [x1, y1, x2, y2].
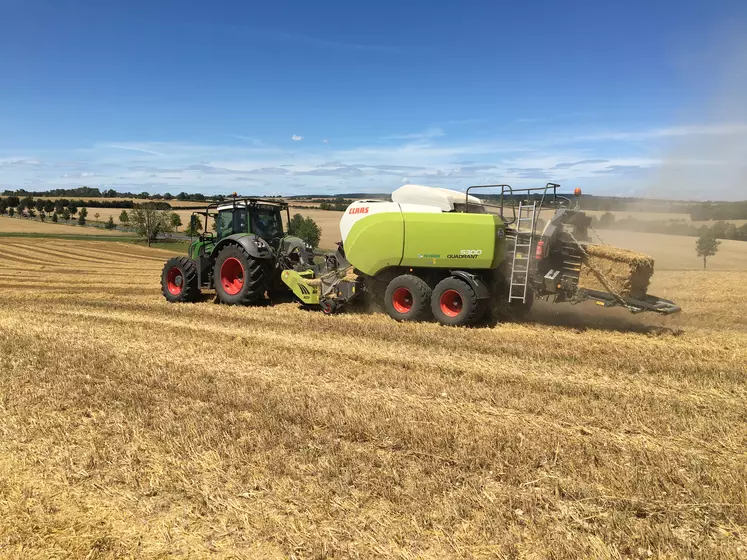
[160, 184, 680, 326]
[161, 197, 322, 305]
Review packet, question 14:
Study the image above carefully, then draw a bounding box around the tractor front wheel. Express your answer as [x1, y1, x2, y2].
[161, 257, 200, 303]
[214, 244, 268, 305]
[431, 277, 485, 326]
[383, 274, 432, 322]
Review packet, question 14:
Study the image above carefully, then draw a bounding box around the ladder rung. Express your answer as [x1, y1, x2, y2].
[515, 243, 531, 248]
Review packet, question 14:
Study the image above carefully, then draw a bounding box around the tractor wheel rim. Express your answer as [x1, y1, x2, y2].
[440, 289, 463, 317]
[221, 257, 244, 295]
[392, 287, 413, 314]
[166, 267, 183, 295]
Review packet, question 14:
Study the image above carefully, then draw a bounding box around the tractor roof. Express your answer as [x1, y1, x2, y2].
[211, 198, 288, 212]
[391, 184, 482, 212]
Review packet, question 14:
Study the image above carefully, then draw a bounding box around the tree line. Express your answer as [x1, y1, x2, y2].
[593, 212, 747, 242]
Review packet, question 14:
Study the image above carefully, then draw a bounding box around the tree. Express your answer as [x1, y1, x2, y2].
[27, 207, 36, 219]
[288, 213, 322, 248]
[0, 200, 7, 215]
[105, 216, 116, 230]
[62, 209, 70, 222]
[170, 212, 182, 231]
[8, 207, 15, 218]
[39, 210, 46, 222]
[52, 212, 58, 223]
[54, 201, 65, 214]
[185, 214, 203, 236]
[163, 192, 173, 200]
[599, 212, 616, 229]
[6, 195, 19, 208]
[119, 210, 130, 225]
[35, 199, 45, 211]
[68, 204, 78, 218]
[696, 234, 720, 270]
[44, 200, 55, 213]
[129, 203, 175, 246]
[78, 213, 86, 226]
[94, 212, 100, 222]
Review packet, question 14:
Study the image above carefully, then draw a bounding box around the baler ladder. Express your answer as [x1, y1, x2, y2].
[508, 201, 537, 303]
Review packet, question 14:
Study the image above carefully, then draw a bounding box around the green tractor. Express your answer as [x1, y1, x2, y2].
[161, 197, 323, 305]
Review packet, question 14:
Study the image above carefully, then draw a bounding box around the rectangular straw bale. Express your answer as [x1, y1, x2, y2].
[578, 244, 654, 300]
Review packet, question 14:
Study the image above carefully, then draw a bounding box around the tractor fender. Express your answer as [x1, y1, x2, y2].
[449, 270, 491, 300]
[210, 234, 274, 260]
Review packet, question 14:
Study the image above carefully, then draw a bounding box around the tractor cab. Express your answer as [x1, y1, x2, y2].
[215, 199, 289, 244]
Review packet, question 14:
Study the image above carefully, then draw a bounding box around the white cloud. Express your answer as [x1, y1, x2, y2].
[322, 139, 329, 144]
[291, 135, 303, 141]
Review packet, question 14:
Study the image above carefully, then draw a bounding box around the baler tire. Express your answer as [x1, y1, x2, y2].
[384, 274, 432, 322]
[161, 257, 200, 303]
[214, 244, 267, 305]
[432, 277, 484, 326]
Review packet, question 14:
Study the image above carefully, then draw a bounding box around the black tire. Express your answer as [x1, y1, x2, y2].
[383, 274, 432, 322]
[213, 244, 268, 305]
[161, 257, 200, 303]
[432, 277, 485, 326]
[321, 299, 338, 315]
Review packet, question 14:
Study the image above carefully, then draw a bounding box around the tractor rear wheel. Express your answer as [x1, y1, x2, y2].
[214, 244, 267, 305]
[432, 277, 485, 326]
[161, 257, 200, 303]
[383, 274, 432, 322]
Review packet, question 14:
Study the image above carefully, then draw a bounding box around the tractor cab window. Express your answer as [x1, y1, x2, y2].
[250, 205, 283, 241]
[217, 208, 248, 239]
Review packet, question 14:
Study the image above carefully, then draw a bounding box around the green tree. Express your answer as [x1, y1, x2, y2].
[54, 201, 65, 214]
[119, 210, 129, 225]
[185, 214, 203, 236]
[52, 212, 58, 223]
[170, 212, 182, 231]
[35, 199, 45, 211]
[8, 207, 15, 218]
[78, 213, 86, 226]
[44, 200, 55, 213]
[288, 213, 322, 248]
[27, 207, 36, 218]
[62, 209, 70, 222]
[129, 203, 175, 246]
[68, 204, 78, 218]
[0, 200, 7, 215]
[105, 216, 116, 229]
[39, 210, 46, 222]
[696, 234, 720, 270]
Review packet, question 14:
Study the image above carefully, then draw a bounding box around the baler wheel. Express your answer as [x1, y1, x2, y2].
[214, 244, 267, 305]
[432, 277, 484, 326]
[383, 274, 432, 322]
[160, 257, 200, 303]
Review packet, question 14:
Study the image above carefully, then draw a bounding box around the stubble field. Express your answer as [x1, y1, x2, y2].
[0, 235, 746, 558]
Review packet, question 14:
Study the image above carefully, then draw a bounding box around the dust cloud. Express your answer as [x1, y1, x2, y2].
[648, 31, 747, 201]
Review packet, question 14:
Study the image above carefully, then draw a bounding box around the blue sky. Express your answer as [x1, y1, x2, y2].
[1, 0, 746, 199]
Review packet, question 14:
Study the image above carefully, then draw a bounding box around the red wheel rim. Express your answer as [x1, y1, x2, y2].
[440, 289, 463, 317]
[220, 257, 244, 295]
[166, 267, 183, 295]
[392, 287, 413, 314]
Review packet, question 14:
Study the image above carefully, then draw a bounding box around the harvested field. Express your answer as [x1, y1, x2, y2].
[0, 236, 746, 558]
[0, 215, 128, 236]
